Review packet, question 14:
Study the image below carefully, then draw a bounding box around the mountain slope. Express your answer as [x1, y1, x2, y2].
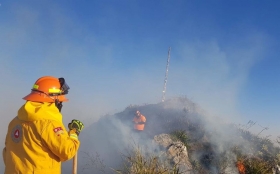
[62, 97, 280, 174]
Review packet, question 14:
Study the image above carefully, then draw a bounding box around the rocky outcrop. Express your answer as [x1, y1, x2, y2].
[154, 134, 193, 174]
[272, 164, 280, 174]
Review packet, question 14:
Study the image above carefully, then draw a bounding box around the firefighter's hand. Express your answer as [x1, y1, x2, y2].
[68, 119, 84, 135]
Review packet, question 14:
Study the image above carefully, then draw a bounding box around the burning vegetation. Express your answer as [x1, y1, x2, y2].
[79, 97, 280, 174]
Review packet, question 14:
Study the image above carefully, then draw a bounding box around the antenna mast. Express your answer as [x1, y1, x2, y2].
[162, 47, 171, 102]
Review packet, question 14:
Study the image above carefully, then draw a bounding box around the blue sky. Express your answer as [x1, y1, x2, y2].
[1, 0, 280, 169]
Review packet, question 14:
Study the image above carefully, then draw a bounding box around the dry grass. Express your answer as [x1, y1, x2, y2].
[114, 146, 182, 174]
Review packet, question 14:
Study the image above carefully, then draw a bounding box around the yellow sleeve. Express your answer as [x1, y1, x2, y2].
[41, 120, 80, 161]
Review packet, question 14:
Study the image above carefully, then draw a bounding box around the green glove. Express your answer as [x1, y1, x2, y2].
[68, 119, 84, 135]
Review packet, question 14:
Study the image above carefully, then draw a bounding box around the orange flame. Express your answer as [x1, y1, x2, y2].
[236, 161, 245, 174]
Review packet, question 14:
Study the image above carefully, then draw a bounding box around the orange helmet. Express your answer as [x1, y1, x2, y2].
[23, 76, 70, 103]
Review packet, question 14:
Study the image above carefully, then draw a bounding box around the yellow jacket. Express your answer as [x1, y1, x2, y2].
[2, 101, 80, 174]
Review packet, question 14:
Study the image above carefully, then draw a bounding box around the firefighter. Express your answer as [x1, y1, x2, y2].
[133, 110, 146, 132]
[2, 76, 84, 174]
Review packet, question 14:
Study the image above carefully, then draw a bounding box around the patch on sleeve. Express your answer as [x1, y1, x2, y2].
[11, 125, 23, 143]
[53, 127, 64, 136]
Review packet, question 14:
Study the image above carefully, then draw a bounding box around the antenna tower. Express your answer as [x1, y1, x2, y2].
[162, 47, 171, 102]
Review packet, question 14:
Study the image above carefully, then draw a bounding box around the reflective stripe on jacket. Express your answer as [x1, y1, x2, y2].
[133, 115, 146, 130]
[2, 101, 80, 174]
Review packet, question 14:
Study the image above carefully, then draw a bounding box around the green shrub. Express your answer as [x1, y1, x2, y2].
[170, 130, 189, 148]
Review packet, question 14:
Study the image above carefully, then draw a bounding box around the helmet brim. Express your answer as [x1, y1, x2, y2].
[23, 91, 69, 102]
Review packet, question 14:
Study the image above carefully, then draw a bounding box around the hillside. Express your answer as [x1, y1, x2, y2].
[62, 97, 280, 174]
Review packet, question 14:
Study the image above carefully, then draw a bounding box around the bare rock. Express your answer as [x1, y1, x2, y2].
[154, 134, 193, 174]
